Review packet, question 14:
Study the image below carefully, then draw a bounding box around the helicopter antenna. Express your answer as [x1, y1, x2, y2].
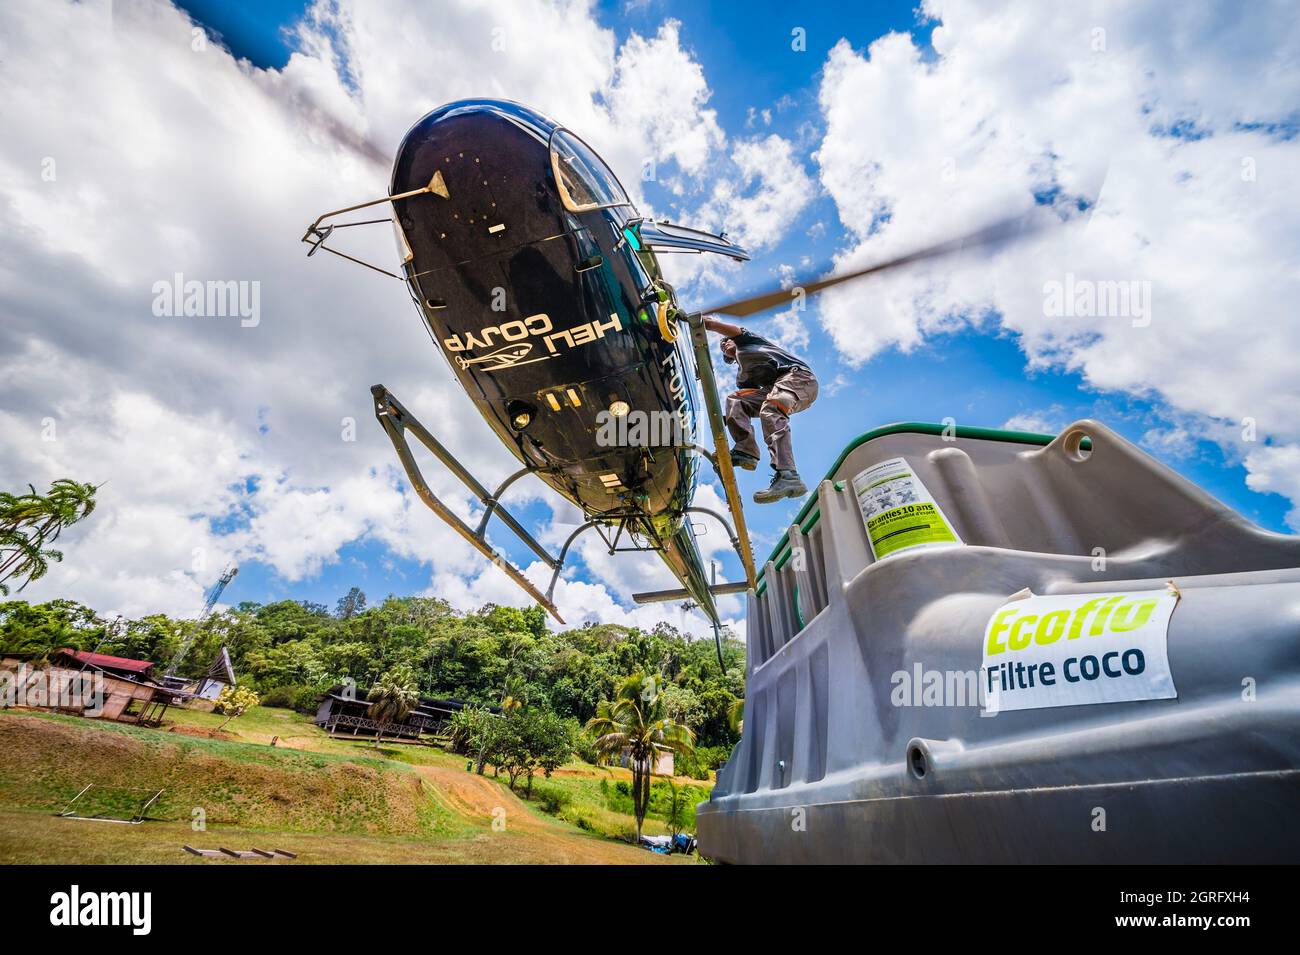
[300, 171, 450, 279]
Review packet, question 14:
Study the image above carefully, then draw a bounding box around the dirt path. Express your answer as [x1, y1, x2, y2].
[414, 763, 672, 864]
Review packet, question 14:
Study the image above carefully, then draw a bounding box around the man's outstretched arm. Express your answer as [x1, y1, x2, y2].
[703, 315, 744, 338]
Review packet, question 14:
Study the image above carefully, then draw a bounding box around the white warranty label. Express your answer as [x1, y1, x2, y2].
[851, 456, 963, 561]
[980, 589, 1179, 713]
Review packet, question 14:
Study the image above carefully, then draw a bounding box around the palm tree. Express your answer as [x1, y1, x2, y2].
[0, 479, 98, 595]
[366, 666, 419, 747]
[728, 696, 745, 734]
[586, 672, 695, 842]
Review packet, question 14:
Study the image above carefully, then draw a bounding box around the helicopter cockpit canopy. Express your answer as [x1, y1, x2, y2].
[549, 128, 632, 213]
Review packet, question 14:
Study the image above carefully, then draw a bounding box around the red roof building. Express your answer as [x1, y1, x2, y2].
[58, 648, 157, 679]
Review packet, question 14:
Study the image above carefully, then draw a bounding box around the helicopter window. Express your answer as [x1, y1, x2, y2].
[550, 129, 631, 213]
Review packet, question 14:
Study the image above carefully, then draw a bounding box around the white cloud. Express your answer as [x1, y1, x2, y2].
[602, 19, 724, 179]
[824, 373, 851, 396]
[1139, 424, 1198, 460]
[1001, 408, 1067, 435]
[1244, 445, 1300, 532]
[696, 134, 815, 251]
[661, 132, 816, 294]
[813, 0, 1300, 516]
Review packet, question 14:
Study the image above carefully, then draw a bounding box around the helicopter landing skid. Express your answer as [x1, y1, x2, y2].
[684, 311, 758, 589]
[370, 384, 566, 623]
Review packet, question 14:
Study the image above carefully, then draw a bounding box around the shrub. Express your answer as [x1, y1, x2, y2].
[533, 785, 571, 815]
[292, 685, 323, 714]
[604, 779, 634, 815]
[258, 683, 325, 714]
[258, 685, 297, 709]
[674, 743, 731, 780]
[571, 723, 602, 765]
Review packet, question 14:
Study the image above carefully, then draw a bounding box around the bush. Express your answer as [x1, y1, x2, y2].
[258, 685, 297, 709]
[293, 685, 323, 713]
[674, 743, 731, 780]
[532, 785, 571, 815]
[603, 779, 634, 815]
[571, 723, 602, 765]
[258, 683, 324, 715]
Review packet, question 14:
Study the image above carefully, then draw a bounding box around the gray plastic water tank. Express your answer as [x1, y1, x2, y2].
[696, 420, 1300, 863]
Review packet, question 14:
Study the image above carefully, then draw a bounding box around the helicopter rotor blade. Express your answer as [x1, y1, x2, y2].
[701, 211, 1050, 319]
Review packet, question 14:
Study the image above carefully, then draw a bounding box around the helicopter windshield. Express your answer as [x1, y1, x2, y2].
[549, 128, 631, 213]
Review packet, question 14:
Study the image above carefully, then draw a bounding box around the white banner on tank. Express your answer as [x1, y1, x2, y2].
[980, 588, 1179, 713]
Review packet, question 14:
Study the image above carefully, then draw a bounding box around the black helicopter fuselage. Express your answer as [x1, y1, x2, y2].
[388, 100, 719, 620]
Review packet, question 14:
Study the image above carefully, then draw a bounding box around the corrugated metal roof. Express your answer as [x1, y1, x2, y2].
[61, 648, 156, 674]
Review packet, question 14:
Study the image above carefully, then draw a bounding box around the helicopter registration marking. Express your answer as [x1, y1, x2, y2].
[442, 312, 623, 372]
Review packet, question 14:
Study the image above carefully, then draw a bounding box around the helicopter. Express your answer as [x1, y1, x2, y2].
[302, 98, 1043, 666]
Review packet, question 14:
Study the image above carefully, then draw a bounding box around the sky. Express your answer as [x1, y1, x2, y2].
[2, 0, 1298, 639]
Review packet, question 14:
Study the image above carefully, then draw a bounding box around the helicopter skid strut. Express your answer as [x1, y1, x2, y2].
[371, 381, 758, 639]
[371, 384, 567, 623]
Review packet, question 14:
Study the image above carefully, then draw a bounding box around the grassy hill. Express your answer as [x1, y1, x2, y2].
[0, 707, 705, 864]
[0, 711, 453, 836]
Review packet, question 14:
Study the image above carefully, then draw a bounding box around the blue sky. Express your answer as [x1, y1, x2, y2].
[167, 0, 1293, 614]
[5, 0, 1295, 628]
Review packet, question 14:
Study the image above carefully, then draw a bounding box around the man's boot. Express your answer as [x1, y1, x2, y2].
[753, 469, 807, 504]
[730, 450, 759, 471]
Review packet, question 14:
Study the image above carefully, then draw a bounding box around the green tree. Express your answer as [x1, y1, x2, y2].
[0, 599, 102, 658]
[335, 586, 367, 619]
[586, 672, 695, 842]
[493, 708, 573, 796]
[0, 480, 97, 595]
[728, 696, 744, 734]
[532, 710, 573, 779]
[447, 704, 505, 776]
[366, 664, 419, 746]
[661, 683, 705, 730]
[474, 712, 508, 776]
[446, 705, 484, 755]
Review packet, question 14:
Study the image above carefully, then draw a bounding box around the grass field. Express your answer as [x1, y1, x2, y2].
[0, 706, 708, 864]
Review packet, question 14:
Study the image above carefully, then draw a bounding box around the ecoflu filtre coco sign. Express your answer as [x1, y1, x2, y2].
[980, 588, 1179, 712]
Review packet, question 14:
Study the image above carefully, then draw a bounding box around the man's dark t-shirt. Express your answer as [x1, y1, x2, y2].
[726, 328, 811, 390]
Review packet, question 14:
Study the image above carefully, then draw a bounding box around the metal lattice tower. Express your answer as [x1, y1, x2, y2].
[165, 562, 238, 679]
